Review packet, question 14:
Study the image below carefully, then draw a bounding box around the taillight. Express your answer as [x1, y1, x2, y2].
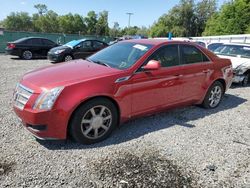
[8, 43, 15, 49]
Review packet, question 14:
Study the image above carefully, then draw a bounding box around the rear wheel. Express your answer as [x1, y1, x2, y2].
[64, 55, 73, 62]
[202, 81, 224, 109]
[22, 50, 33, 60]
[69, 98, 118, 144]
[242, 73, 249, 87]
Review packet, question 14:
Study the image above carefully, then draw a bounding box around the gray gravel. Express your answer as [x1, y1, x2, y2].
[0, 54, 249, 188]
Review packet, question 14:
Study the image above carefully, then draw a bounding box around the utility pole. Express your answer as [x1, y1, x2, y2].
[126, 13, 133, 28]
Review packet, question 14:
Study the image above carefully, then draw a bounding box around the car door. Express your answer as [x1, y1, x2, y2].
[41, 39, 56, 56]
[92, 41, 107, 53]
[31, 38, 44, 57]
[179, 44, 213, 101]
[73, 40, 93, 59]
[131, 44, 185, 116]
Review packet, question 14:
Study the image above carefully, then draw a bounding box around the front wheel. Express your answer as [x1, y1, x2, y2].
[64, 55, 73, 62]
[202, 81, 224, 109]
[69, 98, 118, 144]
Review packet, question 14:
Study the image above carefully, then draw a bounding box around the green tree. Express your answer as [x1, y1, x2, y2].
[34, 4, 48, 15]
[194, 0, 216, 36]
[109, 22, 120, 37]
[96, 11, 109, 35]
[136, 26, 150, 37]
[150, 0, 196, 37]
[203, 0, 250, 35]
[33, 10, 59, 33]
[150, 0, 216, 37]
[85, 11, 98, 35]
[3, 12, 33, 31]
[58, 13, 86, 34]
[121, 26, 140, 36]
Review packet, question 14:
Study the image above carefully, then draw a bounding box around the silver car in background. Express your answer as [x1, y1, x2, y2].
[213, 43, 250, 86]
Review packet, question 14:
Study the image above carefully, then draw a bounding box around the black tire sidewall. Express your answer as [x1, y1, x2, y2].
[69, 98, 118, 144]
[202, 81, 224, 109]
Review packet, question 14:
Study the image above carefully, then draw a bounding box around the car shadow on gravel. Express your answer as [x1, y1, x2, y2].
[37, 94, 247, 150]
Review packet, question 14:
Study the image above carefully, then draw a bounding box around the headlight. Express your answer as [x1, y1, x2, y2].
[54, 49, 65, 55]
[234, 64, 248, 75]
[33, 86, 64, 110]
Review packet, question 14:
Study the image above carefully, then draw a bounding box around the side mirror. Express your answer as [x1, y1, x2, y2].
[142, 60, 161, 71]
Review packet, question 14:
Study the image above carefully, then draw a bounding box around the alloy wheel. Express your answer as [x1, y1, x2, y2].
[80, 105, 112, 139]
[23, 51, 32, 60]
[64, 55, 73, 61]
[208, 86, 222, 108]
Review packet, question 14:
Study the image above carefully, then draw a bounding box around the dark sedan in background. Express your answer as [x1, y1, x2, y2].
[6, 37, 58, 60]
[47, 39, 108, 62]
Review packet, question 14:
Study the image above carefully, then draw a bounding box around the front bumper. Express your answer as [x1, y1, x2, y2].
[14, 106, 68, 140]
[47, 53, 64, 62]
[232, 74, 245, 83]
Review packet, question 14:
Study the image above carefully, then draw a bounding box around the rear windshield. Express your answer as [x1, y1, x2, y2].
[13, 38, 29, 43]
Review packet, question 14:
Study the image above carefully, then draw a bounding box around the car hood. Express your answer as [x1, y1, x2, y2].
[21, 60, 121, 92]
[217, 55, 250, 69]
[49, 45, 70, 53]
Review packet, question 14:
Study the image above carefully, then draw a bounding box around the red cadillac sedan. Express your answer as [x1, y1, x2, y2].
[13, 39, 233, 144]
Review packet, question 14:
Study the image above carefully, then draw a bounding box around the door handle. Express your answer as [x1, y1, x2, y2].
[174, 74, 183, 78]
[202, 69, 211, 73]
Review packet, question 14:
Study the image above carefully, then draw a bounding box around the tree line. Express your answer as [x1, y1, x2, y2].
[0, 0, 249, 37]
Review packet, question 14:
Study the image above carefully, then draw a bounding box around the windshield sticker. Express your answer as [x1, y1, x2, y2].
[133, 44, 148, 51]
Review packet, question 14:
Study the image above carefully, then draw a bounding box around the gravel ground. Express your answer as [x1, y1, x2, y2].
[0, 54, 249, 188]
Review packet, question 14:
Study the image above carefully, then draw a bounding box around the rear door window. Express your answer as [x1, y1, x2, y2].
[93, 41, 105, 50]
[180, 45, 209, 65]
[31, 38, 42, 45]
[42, 39, 55, 46]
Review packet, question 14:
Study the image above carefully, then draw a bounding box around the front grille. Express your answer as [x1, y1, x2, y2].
[13, 84, 33, 110]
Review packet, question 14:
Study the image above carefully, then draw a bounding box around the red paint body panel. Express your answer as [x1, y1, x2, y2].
[13, 39, 233, 140]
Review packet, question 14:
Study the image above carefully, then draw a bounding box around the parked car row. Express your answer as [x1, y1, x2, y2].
[13, 39, 234, 144]
[6, 37, 108, 62]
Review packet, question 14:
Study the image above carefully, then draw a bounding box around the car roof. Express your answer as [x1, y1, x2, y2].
[220, 42, 250, 47]
[77, 38, 106, 43]
[22, 37, 52, 40]
[120, 39, 196, 46]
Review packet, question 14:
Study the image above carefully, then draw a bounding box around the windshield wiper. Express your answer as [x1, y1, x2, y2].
[86, 58, 110, 67]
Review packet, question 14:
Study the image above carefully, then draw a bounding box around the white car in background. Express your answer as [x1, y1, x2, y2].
[213, 43, 250, 86]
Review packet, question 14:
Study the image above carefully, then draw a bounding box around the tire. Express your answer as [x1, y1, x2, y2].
[22, 50, 33, 60]
[64, 55, 73, 62]
[202, 81, 224, 109]
[242, 73, 249, 87]
[69, 98, 118, 144]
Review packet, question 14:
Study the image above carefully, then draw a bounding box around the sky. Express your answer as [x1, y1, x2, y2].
[0, 0, 227, 28]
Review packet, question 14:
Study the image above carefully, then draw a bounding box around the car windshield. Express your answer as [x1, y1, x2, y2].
[64, 40, 81, 48]
[87, 42, 153, 70]
[214, 45, 250, 58]
[207, 43, 223, 51]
